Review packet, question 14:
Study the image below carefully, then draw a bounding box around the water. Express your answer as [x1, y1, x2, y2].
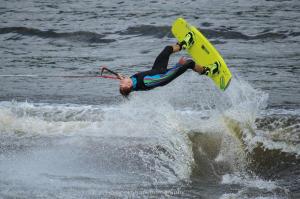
[0, 0, 299, 198]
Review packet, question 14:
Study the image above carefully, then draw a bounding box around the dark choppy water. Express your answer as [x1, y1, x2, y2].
[0, 0, 299, 198]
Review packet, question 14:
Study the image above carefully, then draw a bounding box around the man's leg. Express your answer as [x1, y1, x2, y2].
[144, 59, 196, 89]
[152, 44, 181, 73]
[179, 57, 207, 74]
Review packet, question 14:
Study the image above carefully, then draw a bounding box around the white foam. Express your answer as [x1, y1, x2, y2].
[0, 99, 194, 184]
[222, 173, 278, 191]
[220, 192, 285, 199]
[0, 101, 104, 136]
[96, 93, 195, 182]
[219, 172, 288, 199]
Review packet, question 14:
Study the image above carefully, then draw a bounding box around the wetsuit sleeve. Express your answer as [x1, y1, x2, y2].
[130, 74, 138, 90]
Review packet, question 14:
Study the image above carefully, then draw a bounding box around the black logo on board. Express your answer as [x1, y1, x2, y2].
[201, 45, 210, 54]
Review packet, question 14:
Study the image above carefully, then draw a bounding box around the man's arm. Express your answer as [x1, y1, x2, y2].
[117, 73, 124, 80]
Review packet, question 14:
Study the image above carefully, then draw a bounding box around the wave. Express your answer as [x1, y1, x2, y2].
[223, 116, 299, 178]
[0, 27, 116, 43]
[0, 76, 298, 194]
[0, 99, 193, 183]
[117, 25, 172, 38]
[117, 25, 298, 40]
[1, 25, 298, 43]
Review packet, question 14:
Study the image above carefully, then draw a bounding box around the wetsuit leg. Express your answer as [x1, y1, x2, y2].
[143, 60, 196, 89]
[132, 46, 195, 91]
[151, 46, 174, 73]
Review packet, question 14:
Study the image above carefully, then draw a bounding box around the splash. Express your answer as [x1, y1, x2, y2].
[0, 73, 297, 196]
[0, 95, 194, 183]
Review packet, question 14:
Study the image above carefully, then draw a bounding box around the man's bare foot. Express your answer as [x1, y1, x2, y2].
[193, 64, 206, 74]
[172, 44, 181, 52]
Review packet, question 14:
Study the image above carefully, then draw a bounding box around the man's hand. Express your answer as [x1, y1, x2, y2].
[117, 73, 126, 80]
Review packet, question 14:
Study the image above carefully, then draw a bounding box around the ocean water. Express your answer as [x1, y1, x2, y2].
[0, 0, 299, 198]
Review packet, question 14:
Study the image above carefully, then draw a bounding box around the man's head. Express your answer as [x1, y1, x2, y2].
[119, 77, 133, 96]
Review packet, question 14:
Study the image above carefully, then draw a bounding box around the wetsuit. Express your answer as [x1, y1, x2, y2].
[130, 46, 195, 91]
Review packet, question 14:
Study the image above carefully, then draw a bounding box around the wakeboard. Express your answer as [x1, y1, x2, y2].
[171, 18, 232, 91]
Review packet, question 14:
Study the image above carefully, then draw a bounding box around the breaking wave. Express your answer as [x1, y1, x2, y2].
[0, 75, 298, 198]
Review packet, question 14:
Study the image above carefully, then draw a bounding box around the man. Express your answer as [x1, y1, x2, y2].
[118, 33, 218, 96]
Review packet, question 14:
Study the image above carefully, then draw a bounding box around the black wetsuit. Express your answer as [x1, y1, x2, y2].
[130, 46, 195, 91]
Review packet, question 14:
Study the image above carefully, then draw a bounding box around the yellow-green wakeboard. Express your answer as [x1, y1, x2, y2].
[171, 18, 232, 91]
